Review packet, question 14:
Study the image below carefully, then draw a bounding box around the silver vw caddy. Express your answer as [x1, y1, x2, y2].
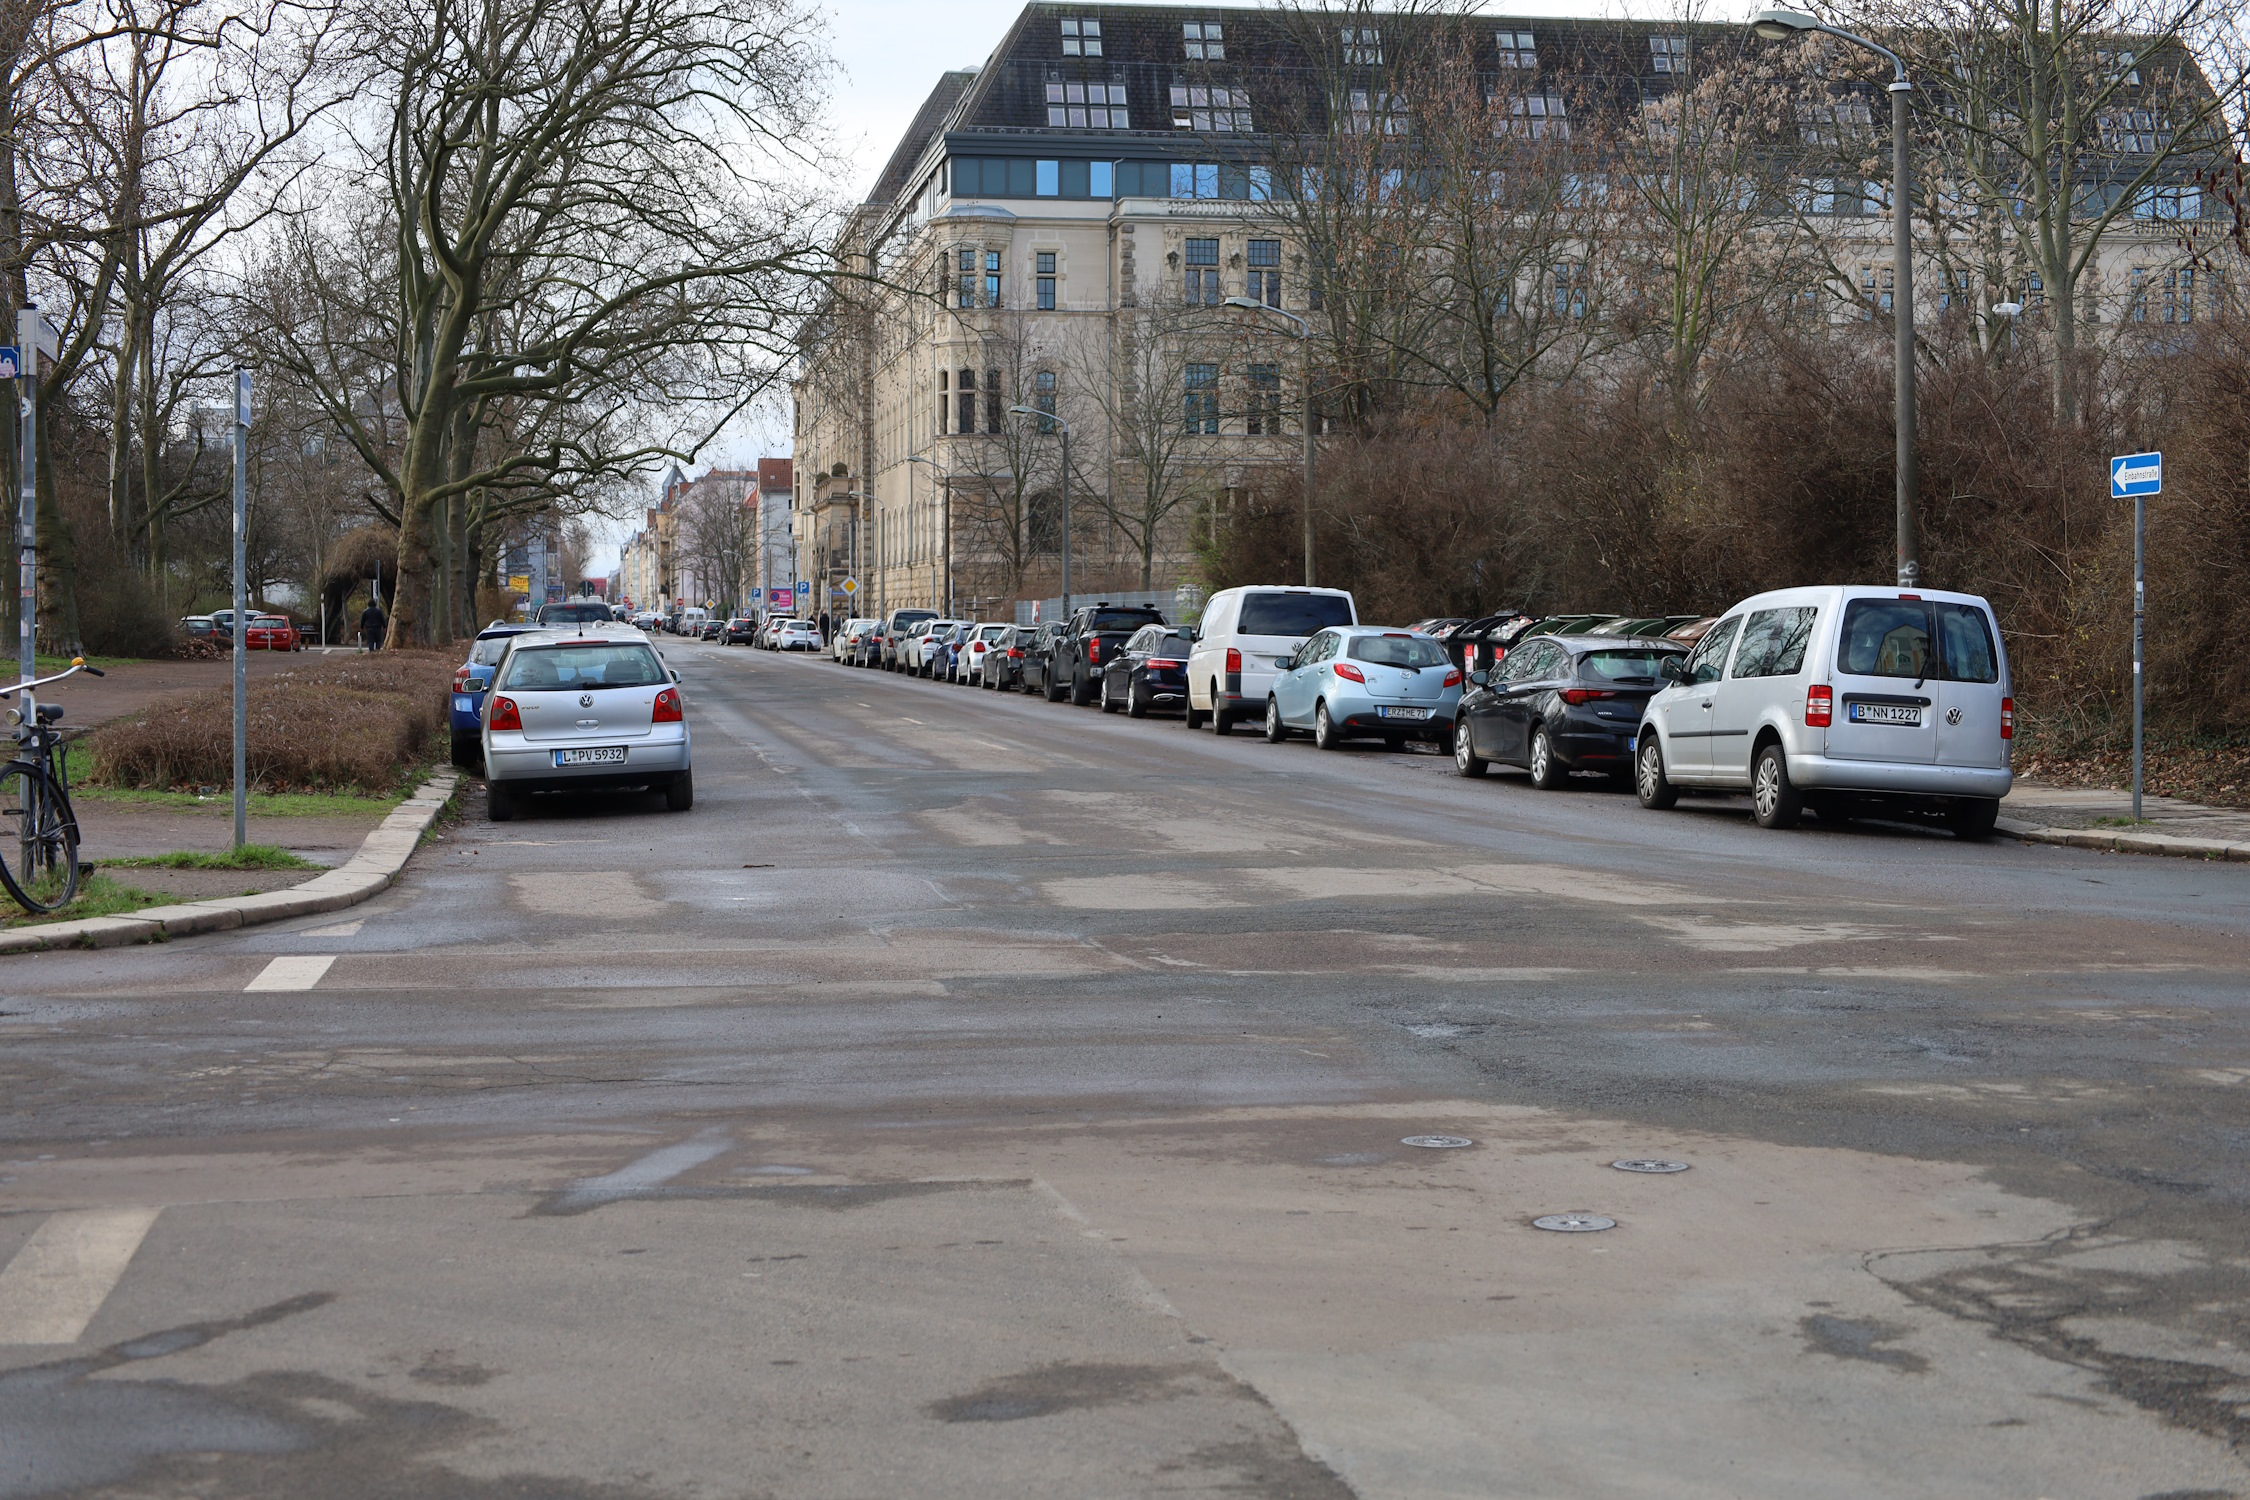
[481, 626, 691, 821]
[1634, 586, 2012, 837]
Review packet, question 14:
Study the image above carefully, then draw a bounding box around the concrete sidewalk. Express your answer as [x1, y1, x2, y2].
[2000, 781, 2250, 861]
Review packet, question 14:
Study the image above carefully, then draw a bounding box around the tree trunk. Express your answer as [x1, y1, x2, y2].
[33, 405, 80, 655]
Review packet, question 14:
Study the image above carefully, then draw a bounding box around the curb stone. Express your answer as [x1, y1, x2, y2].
[0, 769, 462, 954]
[1995, 815, 2250, 863]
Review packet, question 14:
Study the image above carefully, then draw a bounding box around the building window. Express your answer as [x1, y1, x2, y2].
[2025, 272, 2044, 309]
[1185, 363, 1219, 433]
[1046, 79, 1129, 129]
[1171, 162, 1221, 199]
[1793, 177, 1840, 215]
[957, 246, 977, 308]
[1183, 20, 1223, 60]
[1247, 364, 1281, 434]
[1037, 251, 1057, 309]
[2100, 109, 2169, 152]
[1650, 35, 1686, 73]
[1184, 237, 1220, 304]
[1342, 27, 1380, 64]
[1861, 265, 1894, 317]
[2164, 266, 2194, 323]
[1170, 84, 1252, 131]
[2097, 48, 2139, 85]
[1552, 263, 1587, 319]
[1060, 17, 1101, 56]
[1036, 160, 1059, 196]
[2128, 266, 2150, 322]
[937, 370, 948, 434]
[1346, 90, 1408, 135]
[2135, 184, 2197, 220]
[1091, 161, 1114, 196]
[1797, 99, 1873, 146]
[1035, 369, 1057, 430]
[957, 368, 976, 435]
[985, 369, 1002, 433]
[985, 250, 1002, 308]
[1498, 92, 1568, 138]
[1247, 239, 1281, 306]
[1496, 29, 1537, 67]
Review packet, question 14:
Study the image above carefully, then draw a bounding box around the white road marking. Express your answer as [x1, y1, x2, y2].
[245, 955, 337, 992]
[0, 1207, 162, 1343]
[549, 1129, 733, 1212]
[301, 919, 363, 938]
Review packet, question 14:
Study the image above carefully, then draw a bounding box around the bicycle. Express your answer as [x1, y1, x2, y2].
[0, 657, 105, 914]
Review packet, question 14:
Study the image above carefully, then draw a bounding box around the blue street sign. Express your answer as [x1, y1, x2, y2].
[2111, 451, 2161, 498]
[793, 580, 811, 597]
[0, 347, 19, 380]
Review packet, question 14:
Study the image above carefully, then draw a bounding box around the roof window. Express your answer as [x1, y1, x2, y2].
[1061, 17, 1101, 56]
[1184, 20, 1224, 60]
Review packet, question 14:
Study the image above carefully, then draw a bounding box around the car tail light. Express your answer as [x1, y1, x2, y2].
[2000, 696, 2014, 739]
[1464, 644, 1479, 669]
[1334, 662, 1366, 684]
[1007, 648, 1023, 658]
[454, 667, 473, 690]
[1806, 684, 1833, 728]
[1087, 637, 1101, 664]
[653, 687, 683, 723]
[1225, 648, 1241, 674]
[1147, 658, 1182, 669]
[1443, 669, 1463, 688]
[1898, 593, 1921, 601]
[1559, 688, 1617, 706]
[489, 695, 523, 731]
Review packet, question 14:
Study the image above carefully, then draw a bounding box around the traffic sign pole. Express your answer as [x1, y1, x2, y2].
[17, 316, 37, 687]
[2111, 452, 2160, 821]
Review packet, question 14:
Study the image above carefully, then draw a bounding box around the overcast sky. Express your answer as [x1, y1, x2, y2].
[593, 0, 1724, 577]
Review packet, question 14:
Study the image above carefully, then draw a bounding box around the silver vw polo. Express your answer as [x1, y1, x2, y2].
[481, 626, 691, 821]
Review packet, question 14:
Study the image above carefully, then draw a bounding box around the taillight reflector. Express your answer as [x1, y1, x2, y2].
[1148, 658, 1182, 668]
[1088, 638, 1101, 664]
[489, 695, 523, 731]
[1560, 688, 1616, 706]
[1007, 648, 1023, 658]
[1806, 685, 1833, 727]
[1443, 669, 1463, 688]
[653, 687, 683, 723]
[1334, 662, 1367, 683]
[454, 668, 472, 690]
[2000, 696, 2014, 739]
[1225, 648, 1242, 674]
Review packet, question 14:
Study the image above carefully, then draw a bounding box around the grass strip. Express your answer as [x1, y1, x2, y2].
[101, 845, 321, 871]
[0, 873, 167, 929]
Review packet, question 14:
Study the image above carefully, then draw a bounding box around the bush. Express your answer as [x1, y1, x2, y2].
[88, 650, 457, 793]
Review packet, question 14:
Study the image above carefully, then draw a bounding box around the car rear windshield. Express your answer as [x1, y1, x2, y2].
[1347, 635, 1448, 668]
[499, 643, 666, 690]
[537, 602, 612, 624]
[1238, 592, 1354, 636]
[1579, 649, 1680, 682]
[1147, 628, 1194, 655]
[1839, 599, 1998, 682]
[1091, 609, 1164, 630]
[470, 635, 517, 665]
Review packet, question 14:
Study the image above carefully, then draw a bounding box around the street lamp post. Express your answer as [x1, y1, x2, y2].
[1224, 298, 1315, 586]
[907, 455, 953, 613]
[1007, 406, 1069, 621]
[1751, 8, 1919, 587]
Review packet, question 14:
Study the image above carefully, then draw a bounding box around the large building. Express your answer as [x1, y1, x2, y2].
[793, 3, 2224, 622]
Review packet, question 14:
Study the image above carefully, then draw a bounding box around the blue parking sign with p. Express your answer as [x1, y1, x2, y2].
[0, 348, 19, 381]
[2111, 452, 2161, 498]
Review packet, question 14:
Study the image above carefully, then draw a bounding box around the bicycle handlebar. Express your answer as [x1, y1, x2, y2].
[3, 658, 100, 697]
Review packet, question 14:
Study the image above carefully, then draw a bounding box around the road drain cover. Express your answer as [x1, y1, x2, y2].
[1611, 1159, 1690, 1174]
[1533, 1213, 1616, 1233]
[1401, 1135, 1475, 1149]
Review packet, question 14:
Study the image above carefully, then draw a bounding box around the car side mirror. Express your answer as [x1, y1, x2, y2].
[670, 669, 681, 683]
[1658, 657, 1686, 684]
[1470, 669, 1489, 687]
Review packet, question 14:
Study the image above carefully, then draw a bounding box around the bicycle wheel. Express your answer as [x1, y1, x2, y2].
[0, 762, 79, 913]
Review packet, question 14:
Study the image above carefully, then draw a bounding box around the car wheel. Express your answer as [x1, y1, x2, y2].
[1127, 680, 1149, 718]
[1527, 726, 1565, 790]
[1946, 797, 1999, 841]
[1313, 701, 1340, 751]
[487, 782, 517, 822]
[1185, 695, 1206, 729]
[1264, 696, 1287, 743]
[1751, 744, 1803, 829]
[666, 770, 694, 812]
[1045, 671, 1065, 703]
[1212, 700, 1235, 736]
[1070, 670, 1094, 707]
[1636, 736, 1677, 809]
[1099, 675, 1120, 713]
[1453, 719, 1488, 777]
[449, 731, 478, 769]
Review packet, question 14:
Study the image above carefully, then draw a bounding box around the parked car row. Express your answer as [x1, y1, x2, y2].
[179, 611, 308, 650]
[811, 583, 2016, 839]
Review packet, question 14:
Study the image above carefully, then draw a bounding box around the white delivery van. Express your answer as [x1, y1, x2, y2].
[1185, 586, 1357, 735]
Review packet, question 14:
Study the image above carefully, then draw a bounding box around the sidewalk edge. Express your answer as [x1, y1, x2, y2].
[0, 769, 462, 955]
[1995, 815, 2250, 862]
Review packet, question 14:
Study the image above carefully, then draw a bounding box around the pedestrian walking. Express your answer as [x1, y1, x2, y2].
[819, 610, 833, 644]
[360, 599, 388, 652]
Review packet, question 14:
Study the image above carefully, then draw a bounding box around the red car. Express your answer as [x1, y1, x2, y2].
[243, 614, 303, 651]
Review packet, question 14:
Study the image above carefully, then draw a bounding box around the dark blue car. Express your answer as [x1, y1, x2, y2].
[450, 625, 537, 766]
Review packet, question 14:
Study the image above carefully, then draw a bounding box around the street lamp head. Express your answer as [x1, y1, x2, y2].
[1006, 403, 1068, 433]
[1991, 301, 2024, 318]
[1750, 7, 1819, 40]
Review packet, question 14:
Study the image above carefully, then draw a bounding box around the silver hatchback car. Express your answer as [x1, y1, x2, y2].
[1263, 626, 1464, 749]
[481, 627, 691, 821]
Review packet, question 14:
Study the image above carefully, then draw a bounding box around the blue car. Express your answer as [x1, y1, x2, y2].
[1261, 626, 1463, 751]
[451, 624, 538, 766]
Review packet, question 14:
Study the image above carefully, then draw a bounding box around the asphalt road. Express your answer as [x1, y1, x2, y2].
[3, 637, 2247, 1499]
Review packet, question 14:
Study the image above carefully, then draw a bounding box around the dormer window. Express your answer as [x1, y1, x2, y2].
[1342, 27, 1381, 64]
[1497, 92, 1568, 139]
[1061, 17, 1101, 56]
[1048, 78, 1130, 128]
[1496, 30, 1536, 67]
[1650, 35, 1687, 73]
[1184, 20, 1224, 60]
[1171, 83, 1252, 131]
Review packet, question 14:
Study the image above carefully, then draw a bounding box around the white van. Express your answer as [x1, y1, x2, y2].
[1634, 585, 2013, 836]
[1186, 586, 1357, 734]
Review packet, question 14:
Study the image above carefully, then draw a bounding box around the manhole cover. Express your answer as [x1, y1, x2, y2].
[1611, 1159, 1690, 1174]
[1401, 1135, 1475, 1149]
[1532, 1213, 1616, 1233]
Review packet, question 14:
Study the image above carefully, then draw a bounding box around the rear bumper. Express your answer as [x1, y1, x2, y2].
[1789, 753, 2012, 799]
[484, 735, 690, 787]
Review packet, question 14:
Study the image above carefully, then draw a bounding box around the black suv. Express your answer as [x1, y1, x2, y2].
[1048, 603, 1167, 706]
